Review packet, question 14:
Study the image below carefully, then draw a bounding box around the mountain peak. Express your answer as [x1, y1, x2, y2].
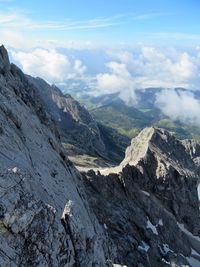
[121, 127, 156, 167]
[0, 45, 10, 72]
[120, 126, 195, 175]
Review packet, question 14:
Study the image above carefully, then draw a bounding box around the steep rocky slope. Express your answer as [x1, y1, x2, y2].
[28, 76, 107, 158]
[1, 45, 200, 267]
[28, 76, 127, 164]
[121, 127, 200, 232]
[83, 127, 200, 266]
[0, 45, 114, 266]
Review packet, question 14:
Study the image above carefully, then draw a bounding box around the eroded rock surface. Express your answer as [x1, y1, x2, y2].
[28, 76, 107, 158]
[1, 46, 200, 267]
[82, 128, 200, 266]
[0, 45, 114, 266]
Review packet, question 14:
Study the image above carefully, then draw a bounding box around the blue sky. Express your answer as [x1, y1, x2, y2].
[0, 0, 200, 47]
[1, 0, 200, 126]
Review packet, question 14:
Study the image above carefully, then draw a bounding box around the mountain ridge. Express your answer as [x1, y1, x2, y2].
[74, 89, 200, 141]
[0, 45, 200, 266]
[28, 75, 127, 164]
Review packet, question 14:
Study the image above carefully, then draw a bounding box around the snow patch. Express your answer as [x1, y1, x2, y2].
[103, 223, 108, 230]
[138, 241, 150, 252]
[146, 219, 158, 235]
[161, 258, 170, 265]
[8, 167, 20, 173]
[141, 190, 150, 196]
[158, 219, 163, 226]
[113, 264, 127, 267]
[159, 243, 173, 256]
[197, 184, 200, 203]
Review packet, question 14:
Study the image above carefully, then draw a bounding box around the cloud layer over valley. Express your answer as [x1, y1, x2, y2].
[156, 89, 200, 126]
[11, 45, 200, 126]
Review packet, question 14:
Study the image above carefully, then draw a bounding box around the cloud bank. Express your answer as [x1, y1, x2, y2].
[97, 47, 200, 94]
[94, 46, 200, 117]
[96, 61, 137, 105]
[156, 89, 200, 126]
[11, 45, 200, 126]
[12, 49, 87, 83]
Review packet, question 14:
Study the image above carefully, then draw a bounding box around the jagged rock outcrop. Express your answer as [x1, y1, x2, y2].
[1, 45, 200, 267]
[182, 139, 200, 169]
[0, 45, 10, 72]
[28, 76, 107, 158]
[121, 127, 200, 233]
[82, 127, 200, 266]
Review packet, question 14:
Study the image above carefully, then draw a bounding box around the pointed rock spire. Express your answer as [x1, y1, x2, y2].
[0, 45, 10, 72]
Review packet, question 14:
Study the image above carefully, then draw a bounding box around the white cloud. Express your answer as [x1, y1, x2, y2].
[151, 32, 200, 42]
[156, 90, 200, 126]
[96, 61, 137, 104]
[0, 29, 30, 48]
[95, 46, 200, 103]
[0, 10, 127, 49]
[0, 9, 128, 50]
[12, 49, 87, 83]
[137, 47, 199, 88]
[0, 14, 16, 23]
[9, 45, 200, 119]
[0, 11, 121, 31]
[8, 44, 200, 127]
[133, 12, 173, 21]
[10, 46, 200, 93]
[85, 45, 200, 111]
[74, 60, 87, 76]
[0, 0, 15, 2]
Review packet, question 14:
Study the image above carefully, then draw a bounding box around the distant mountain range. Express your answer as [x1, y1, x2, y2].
[67, 88, 200, 141]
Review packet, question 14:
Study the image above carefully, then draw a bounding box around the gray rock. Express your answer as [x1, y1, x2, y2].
[0, 45, 10, 72]
[0, 47, 114, 266]
[28, 76, 107, 158]
[0, 46, 200, 267]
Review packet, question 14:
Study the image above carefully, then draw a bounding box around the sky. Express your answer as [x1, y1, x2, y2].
[0, 0, 200, 47]
[1, 0, 200, 126]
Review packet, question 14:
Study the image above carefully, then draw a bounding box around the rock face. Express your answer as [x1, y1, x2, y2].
[1, 46, 200, 267]
[83, 127, 200, 266]
[0, 45, 113, 266]
[28, 76, 107, 158]
[0, 45, 10, 72]
[121, 127, 200, 233]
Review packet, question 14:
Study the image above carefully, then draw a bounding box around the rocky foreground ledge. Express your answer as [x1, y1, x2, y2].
[0, 45, 200, 266]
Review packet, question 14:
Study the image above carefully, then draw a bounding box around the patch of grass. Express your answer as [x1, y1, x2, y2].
[76, 96, 200, 142]
[68, 154, 111, 168]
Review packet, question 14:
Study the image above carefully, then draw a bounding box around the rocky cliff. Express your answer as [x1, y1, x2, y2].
[0, 45, 200, 267]
[28, 76, 107, 158]
[83, 127, 200, 266]
[0, 45, 114, 266]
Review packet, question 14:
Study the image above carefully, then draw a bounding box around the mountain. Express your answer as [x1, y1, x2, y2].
[1, 45, 200, 266]
[73, 89, 200, 141]
[28, 76, 128, 164]
[0, 44, 119, 266]
[82, 127, 200, 266]
[28, 76, 106, 156]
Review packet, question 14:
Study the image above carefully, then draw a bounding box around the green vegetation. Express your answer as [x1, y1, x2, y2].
[79, 97, 200, 142]
[68, 154, 110, 168]
[90, 105, 153, 139]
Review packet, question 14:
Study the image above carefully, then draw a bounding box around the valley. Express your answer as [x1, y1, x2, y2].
[70, 89, 200, 142]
